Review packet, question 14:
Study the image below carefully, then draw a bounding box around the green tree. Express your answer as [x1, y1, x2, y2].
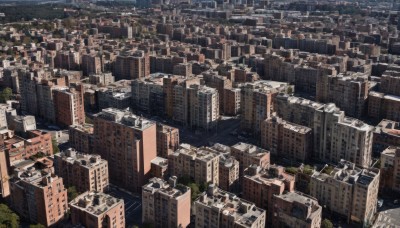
[285, 167, 298, 175]
[52, 137, 60, 154]
[0, 203, 20, 228]
[188, 183, 200, 202]
[67, 186, 79, 202]
[0, 87, 12, 103]
[322, 166, 334, 175]
[321, 219, 333, 228]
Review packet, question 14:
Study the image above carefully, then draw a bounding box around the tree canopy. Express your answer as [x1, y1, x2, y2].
[0, 88, 12, 103]
[67, 186, 79, 202]
[0, 203, 20, 228]
[321, 219, 333, 228]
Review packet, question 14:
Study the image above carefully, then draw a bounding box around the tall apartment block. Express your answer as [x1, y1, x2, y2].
[9, 169, 68, 226]
[242, 165, 295, 223]
[218, 155, 240, 192]
[53, 85, 85, 127]
[69, 124, 94, 155]
[202, 71, 232, 112]
[172, 77, 201, 125]
[187, 84, 220, 131]
[173, 62, 192, 77]
[275, 94, 373, 168]
[69, 191, 125, 228]
[373, 119, 400, 153]
[315, 107, 374, 168]
[18, 70, 40, 116]
[81, 54, 102, 76]
[230, 142, 270, 177]
[272, 191, 322, 228]
[142, 177, 191, 228]
[368, 91, 400, 122]
[131, 77, 164, 115]
[223, 88, 241, 116]
[380, 147, 400, 193]
[310, 160, 380, 225]
[93, 108, 157, 193]
[261, 115, 313, 162]
[240, 80, 291, 134]
[317, 72, 369, 118]
[163, 75, 181, 118]
[113, 51, 150, 80]
[380, 70, 400, 96]
[54, 148, 109, 193]
[156, 123, 179, 158]
[193, 185, 266, 228]
[168, 144, 220, 185]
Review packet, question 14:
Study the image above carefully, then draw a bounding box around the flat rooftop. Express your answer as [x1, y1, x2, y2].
[56, 148, 106, 169]
[95, 108, 155, 130]
[70, 191, 123, 216]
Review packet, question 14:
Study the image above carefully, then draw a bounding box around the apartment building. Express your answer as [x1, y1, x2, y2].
[150, 157, 168, 179]
[310, 160, 380, 225]
[230, 142, 270, 177]
[373, 119, 400, 153]
[264, 51, 337, 94]
[172, 77, 201, 125]
[317, 72, 370, 118]
[53, 85, 85, 127]
[223, 88, 241, 116]
[368, 91, 400, 122]
[173, 62, 192, 77]
[54, 148, 109, 193]
[4, 130, 53, 165]
[88, 72, 115, 86]
[218, 155, 239, 192]
[97, 86, 132, 111]
[18, 70, 40, 116]
[240, 80, 291, 134]
[242, 165, 295, 223]
[272, 191, 322, 228]
[261, 115, 313, 162]
[9, 169, 68, 226]
[379, 147, 400, 193]
[113, 51, 150, 80]
[156, 123, 179, 158]
[168, 144, 219, 185]
[187, 84, 220, 131]
[93, 108, 157, 193]
[202, 71, 232, 112]
[69, 124, 94, 155]
[380, 70, 400, 96]
[163, 75, 181, 118]
[98, 25, 132, 39]
[131, 77, 164, 115]
[275, 94, 373, 168]
[142, 177, 191, 228]
[81, 54, 102, 76]
[193, 185, 266, 228]
[69, 191, 125, 228]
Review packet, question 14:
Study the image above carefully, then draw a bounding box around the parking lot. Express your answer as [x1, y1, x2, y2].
[106, 185, 142, 227]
